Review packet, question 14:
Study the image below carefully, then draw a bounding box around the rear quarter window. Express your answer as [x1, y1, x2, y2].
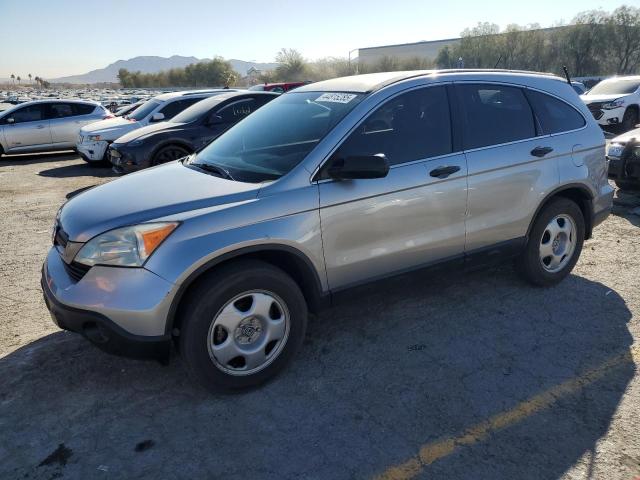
[526, 90, 586, 135]
[73, 103, 98, 115]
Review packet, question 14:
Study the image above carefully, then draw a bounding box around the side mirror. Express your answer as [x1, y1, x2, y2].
[150, 112, 165, 122]
[327, 154, 389, 180]
[6, 117, 15, 124]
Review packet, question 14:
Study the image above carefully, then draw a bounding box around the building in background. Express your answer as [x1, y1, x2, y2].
[358, 37, 461, 67]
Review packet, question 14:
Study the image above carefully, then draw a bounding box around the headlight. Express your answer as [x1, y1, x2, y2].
[87, 134, 102, 142]
[75, 222, 178, 267]
[606, 143, 625, 158]
[602, 99, 625, 110]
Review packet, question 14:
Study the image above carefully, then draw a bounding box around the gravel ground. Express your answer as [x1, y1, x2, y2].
[0, 152, 639, 480]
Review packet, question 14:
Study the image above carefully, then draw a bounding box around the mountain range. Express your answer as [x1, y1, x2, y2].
[49, 55, 278, 84]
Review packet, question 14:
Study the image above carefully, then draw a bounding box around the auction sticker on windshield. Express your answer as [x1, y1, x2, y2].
[315, 93, 357, 104]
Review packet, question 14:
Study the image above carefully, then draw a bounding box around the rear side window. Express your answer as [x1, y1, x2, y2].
[457, 84, 536, 149]
[73, 103, 97, 115]
[48, 103, 74, 118]
[159, 98, 201, 119]
[9, 105, 45, 123]
[334, 86, 453, 167]
[526, 90, 586, 134]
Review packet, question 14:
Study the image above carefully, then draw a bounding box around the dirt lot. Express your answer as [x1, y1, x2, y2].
[0, 152, 639, 480]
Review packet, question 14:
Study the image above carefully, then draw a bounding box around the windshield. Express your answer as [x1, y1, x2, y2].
[190, 91, 364, 183]
[128, 99, 160, 121]
[170, 97, 217, 124]
[587, 79, 640, 96]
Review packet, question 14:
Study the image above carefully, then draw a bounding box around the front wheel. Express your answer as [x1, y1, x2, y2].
[151, 145, 190, 167]
[515, 198, 585, 287]
[179, 260, 308, 392]
[621, 108, 639, 133]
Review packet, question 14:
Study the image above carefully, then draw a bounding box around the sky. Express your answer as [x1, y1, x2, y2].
[0, 0, 634, 79]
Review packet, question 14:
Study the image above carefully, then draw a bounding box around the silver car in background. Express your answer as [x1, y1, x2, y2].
[42, 70, 613, 392]
[0, 99, 111, 155]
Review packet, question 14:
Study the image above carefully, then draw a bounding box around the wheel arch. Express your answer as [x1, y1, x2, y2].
[526, 184, 595, 240]
[166, 244, 327, 337]
[150, 139, 194, 164]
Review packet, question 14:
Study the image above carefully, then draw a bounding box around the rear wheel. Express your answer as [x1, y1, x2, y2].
[515, 198, 585, 287]
[151, 145, 190, 167]
[179, 260, 308, 392]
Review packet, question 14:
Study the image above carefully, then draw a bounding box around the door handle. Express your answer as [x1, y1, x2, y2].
[36, 125, 45, 129]
[429, 165, 460, 178]
[531, 146, 553, 157]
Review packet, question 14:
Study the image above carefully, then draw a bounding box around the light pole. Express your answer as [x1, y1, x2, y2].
[348, 48, 359, 74]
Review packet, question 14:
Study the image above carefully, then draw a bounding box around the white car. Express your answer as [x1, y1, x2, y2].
[76, 89, 237, 163]
[606, 126, 640, 191]
[581, 76, 640, 132]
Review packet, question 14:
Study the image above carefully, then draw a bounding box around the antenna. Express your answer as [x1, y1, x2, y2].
[562, 65, 572, 85]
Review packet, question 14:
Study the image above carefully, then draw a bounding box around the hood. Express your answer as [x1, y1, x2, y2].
[610, 127, 640, 144]
[80, 117, 140, 140]
[59, 161, 261, 242]
[580, 93, 627, 103]
[115, 121, 186, 144]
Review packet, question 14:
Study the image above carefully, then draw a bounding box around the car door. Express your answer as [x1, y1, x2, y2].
[455, 82, 559, 255]
[47, 103, 79, 147]
[318, 85, 468, 290]
[1, 104, 51, 151]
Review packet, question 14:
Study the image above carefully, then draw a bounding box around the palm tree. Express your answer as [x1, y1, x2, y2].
[28, 73, 32, 84]
[35, 76, 40, 87]
[16, 76, 21, 85]
[10, 74, 15, 85]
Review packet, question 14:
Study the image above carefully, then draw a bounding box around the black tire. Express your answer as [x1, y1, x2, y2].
[151, 145, 190, 167]
[615, 179, 640, 192]
[621, 108, 639, 133]
[179, 259, 308, 392]
[515, 198, 585, 287]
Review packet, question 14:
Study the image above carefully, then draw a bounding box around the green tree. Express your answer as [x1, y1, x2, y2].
[275, 48, 308, 81]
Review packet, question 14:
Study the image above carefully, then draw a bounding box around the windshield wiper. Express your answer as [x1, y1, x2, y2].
[189, 161, 235, 180]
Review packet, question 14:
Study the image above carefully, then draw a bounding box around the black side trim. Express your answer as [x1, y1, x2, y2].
[330, 237, 526, 297]
[165, 244, 327, 335]
[42, 271, 170, 361]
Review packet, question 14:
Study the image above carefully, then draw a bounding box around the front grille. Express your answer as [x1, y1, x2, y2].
[53, 223, 90, 281]
[63, 261, 91, 282]
[587, 102, 604, 120]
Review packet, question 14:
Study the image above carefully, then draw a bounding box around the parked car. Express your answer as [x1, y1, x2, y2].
[76, 89, 237, 164]
[42, 70, 612, 391]
[108, 91, 279, 174]
[571, 81, 587, 95]
[248, 82, 309, 93]
[581, 76, 640, 131]
[606, 127, 640, 191]
[113, 99, 146, 118]
[0, 99, 111, 156]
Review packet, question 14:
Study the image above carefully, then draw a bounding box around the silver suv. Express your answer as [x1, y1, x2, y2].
[0, 99, 110, 155]
[42, 70, 613, 391]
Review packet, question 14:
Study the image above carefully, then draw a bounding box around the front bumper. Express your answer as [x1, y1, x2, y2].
[41, 248, 175, 359]
[76, 140, 110, 162]
[108, 144, 150, 174]
[586, 104, 625, 127]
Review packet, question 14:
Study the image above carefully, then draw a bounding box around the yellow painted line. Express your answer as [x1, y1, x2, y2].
[375, 346, 640, 480]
